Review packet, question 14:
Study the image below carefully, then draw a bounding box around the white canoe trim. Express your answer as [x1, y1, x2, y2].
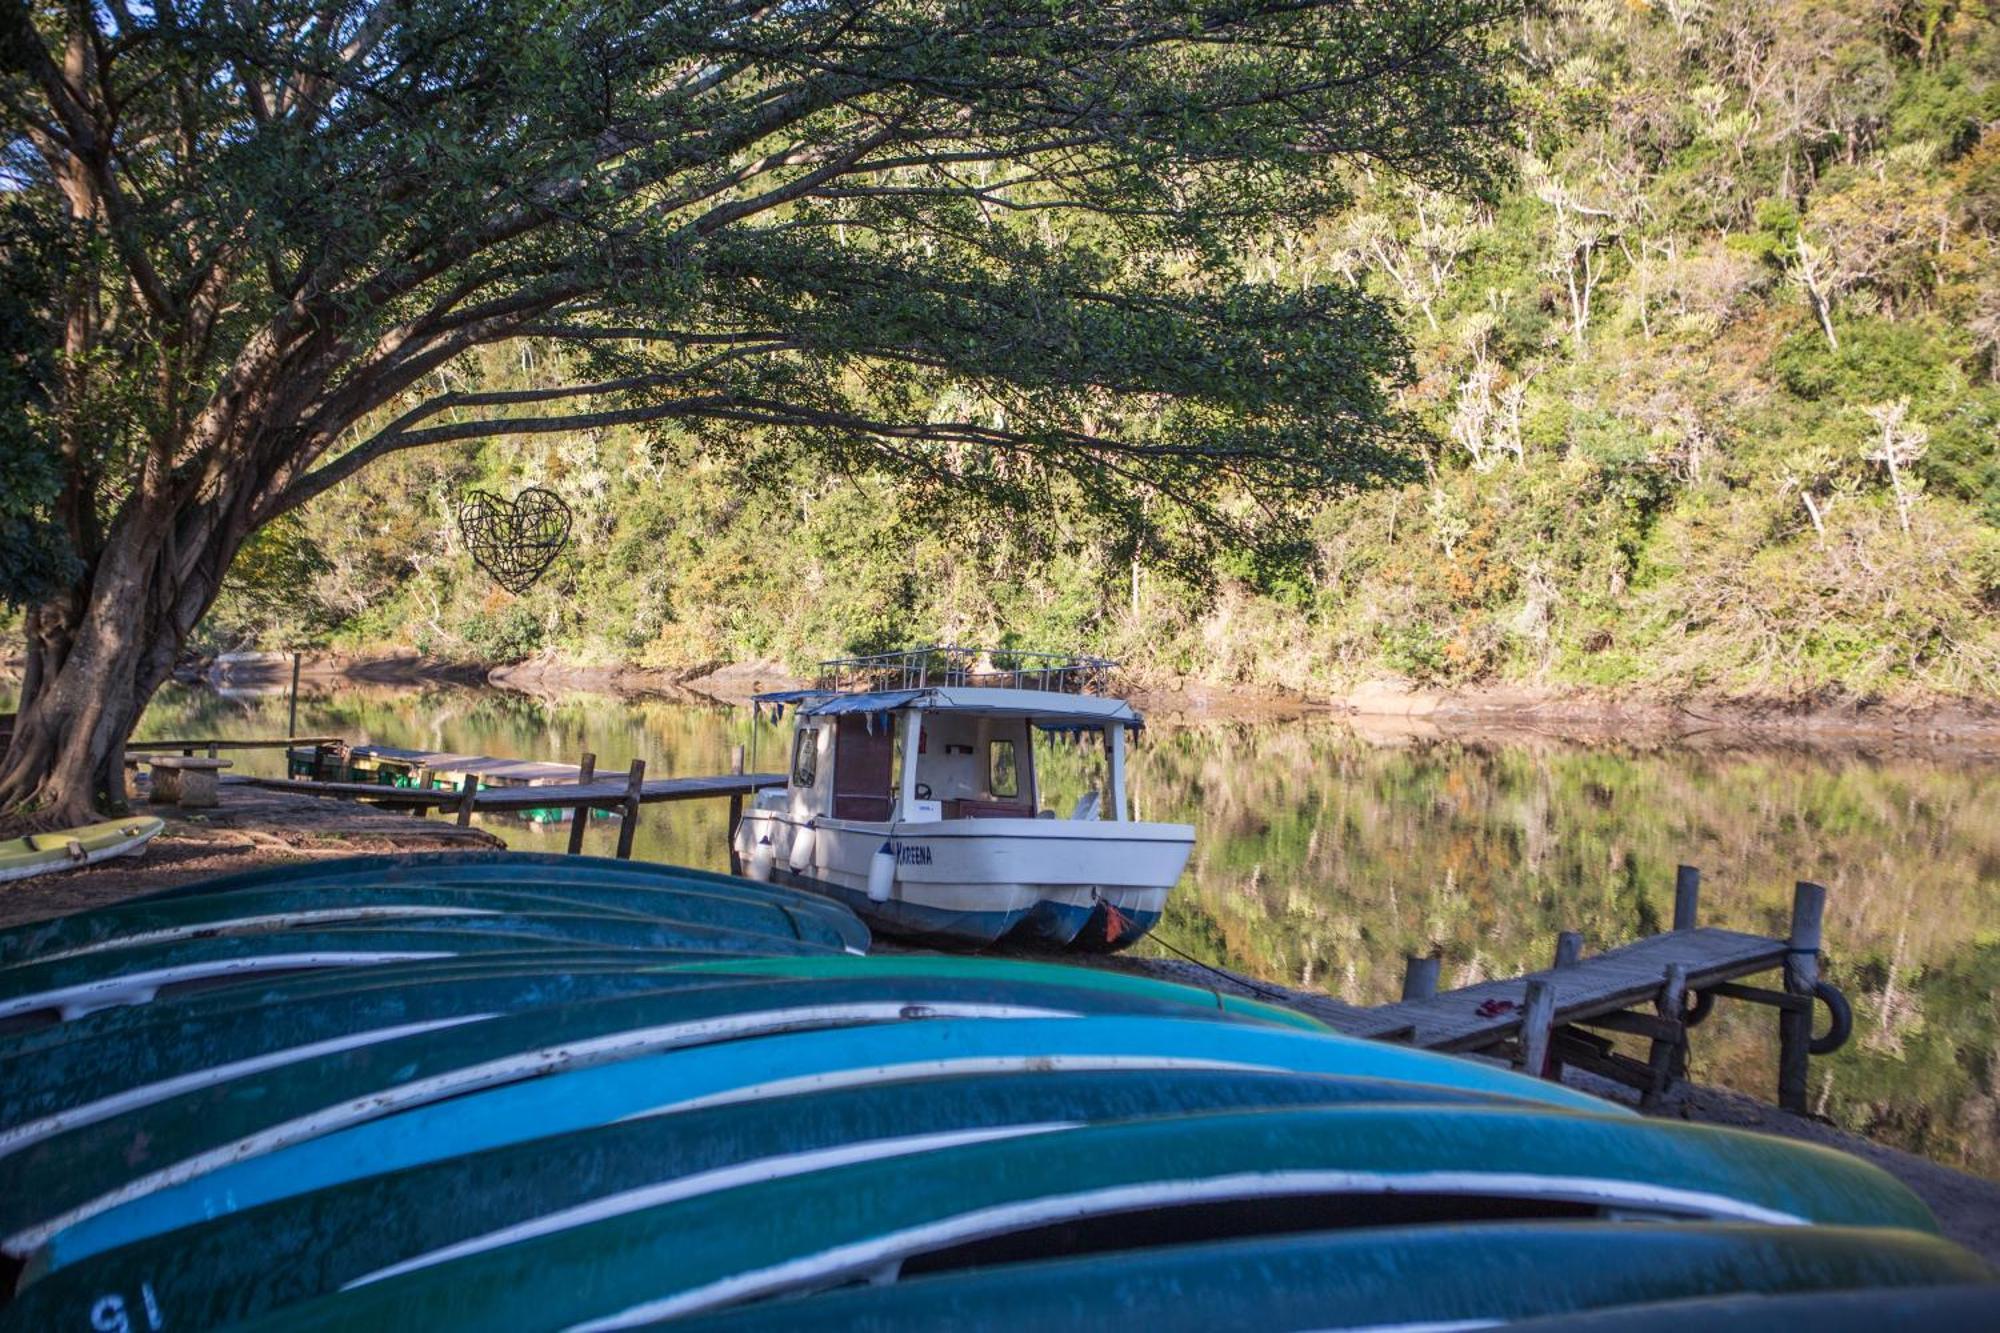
[566, 1171, 1809, 1330]
[0, 951, 456, 1022]
[0, 1013, 498, 1159]
[1, 1001, 1077, 1257]
[623, 1055, 1276, 1120]
[344, 1122, 1079, 1289]
[25, 907, 505, 963]
[1300, 1324, 1503, 1333]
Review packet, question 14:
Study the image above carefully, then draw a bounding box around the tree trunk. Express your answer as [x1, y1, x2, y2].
[0, 503, 241, 826]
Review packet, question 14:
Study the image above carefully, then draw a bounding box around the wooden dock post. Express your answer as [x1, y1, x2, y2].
[1401, 956, 1440, 1001]
[454, 775, 478, 828]
[1779, 881, 1826, 1113]
[727, 745, 747, 875]
[1553, 931, 1583, 968]
[409, 765, 431, 817]
[1643, 962, 1690, 1108]
[566, 752, 597, 856]
[614, 759, 647, 860]
[1519, 979, 1556, 1079]
[1673, 865, 1701, 931]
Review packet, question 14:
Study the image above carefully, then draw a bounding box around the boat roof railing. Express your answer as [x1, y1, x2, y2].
[815, 647, 1119, 696]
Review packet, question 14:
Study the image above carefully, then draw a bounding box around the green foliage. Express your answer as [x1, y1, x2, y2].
[0, 202, 77, 608]
[198, 0, 2000, 710]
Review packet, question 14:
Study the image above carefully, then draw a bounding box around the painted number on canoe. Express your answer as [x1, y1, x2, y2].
[89, 1283, 163, 1332]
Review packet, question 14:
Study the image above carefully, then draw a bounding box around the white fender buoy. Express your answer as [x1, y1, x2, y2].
[788, 823, 816, 873]
[747, 834, 775, 883]
[868, 840, 897, 903]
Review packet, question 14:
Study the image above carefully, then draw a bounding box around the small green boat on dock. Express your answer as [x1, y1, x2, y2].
[0, 818, 163, 885]
[0, 851, 1990, 1330]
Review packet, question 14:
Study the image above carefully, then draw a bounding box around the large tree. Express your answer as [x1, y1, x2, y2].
[0, 0, 1515, 822]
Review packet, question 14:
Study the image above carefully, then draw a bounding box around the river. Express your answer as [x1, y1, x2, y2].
[137, 680, 2000, 1180]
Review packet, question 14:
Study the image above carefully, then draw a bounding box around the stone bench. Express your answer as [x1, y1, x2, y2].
[145, 756, 233, 808]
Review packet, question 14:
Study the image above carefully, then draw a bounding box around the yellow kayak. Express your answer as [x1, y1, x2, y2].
[0, 818, 165, 884]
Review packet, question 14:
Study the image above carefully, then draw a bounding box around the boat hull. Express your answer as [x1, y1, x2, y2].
[738, 812, 1192, 951]
[0, 819, 164, 885]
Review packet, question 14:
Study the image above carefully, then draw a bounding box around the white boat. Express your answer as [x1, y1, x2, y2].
[735, 649, 1193, 951]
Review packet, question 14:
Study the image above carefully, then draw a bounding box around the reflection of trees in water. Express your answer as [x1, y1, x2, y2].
[136, 688, 1997, 1178]
[1128, 721, 2000, 1180]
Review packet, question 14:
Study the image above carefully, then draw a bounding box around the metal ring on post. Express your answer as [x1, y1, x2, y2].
[1809, 979, 1853, 1056]
[1683, 988, 1716, 1028]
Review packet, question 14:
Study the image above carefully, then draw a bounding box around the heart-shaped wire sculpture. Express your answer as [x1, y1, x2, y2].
[457, 487, 572, 593]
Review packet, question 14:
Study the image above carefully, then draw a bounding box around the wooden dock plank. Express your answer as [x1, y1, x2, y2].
[1363, 927, 1787, 1053]
[294, 744, 585, 784]
[239, 771, 783, 810]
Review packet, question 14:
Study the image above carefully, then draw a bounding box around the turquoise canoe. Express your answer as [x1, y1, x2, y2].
[651, 1228, 1993, 1333]
[7, 1066, 1511, 1326]
[192, 1106, 1954, 1332]
[20, 1014, 1622, 1266]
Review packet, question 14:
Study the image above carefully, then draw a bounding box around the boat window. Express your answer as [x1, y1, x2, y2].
[791, 727, 818, 788]
[989, 739, 1018, 798]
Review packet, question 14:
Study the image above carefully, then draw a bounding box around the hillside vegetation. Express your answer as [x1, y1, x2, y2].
[217, 1, 2000, 705]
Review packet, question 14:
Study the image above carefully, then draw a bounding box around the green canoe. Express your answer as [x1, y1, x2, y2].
[0, 949, 719, 1061]
[197, 1106, 1955, 1332]
[0, 881, 855, 967]
[650, 1227, 1993, 1333]
[0, 818, 164, 884]
[1, 952, 1316, 1129]
[0, 918, 845, 1028]
[0, 966, 1303, 1174]
[126, 849, 862, 918]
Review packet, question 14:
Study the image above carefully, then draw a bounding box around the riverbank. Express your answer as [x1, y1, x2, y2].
[179, 648, 2000, 743]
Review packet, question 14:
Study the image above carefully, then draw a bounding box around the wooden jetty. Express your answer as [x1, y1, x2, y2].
[243, 741, 778, 866]
[1127, 866, 1849, 1117]
[1380, 869, 1847, 1115]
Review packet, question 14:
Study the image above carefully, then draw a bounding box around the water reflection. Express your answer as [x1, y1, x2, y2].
[136, 682, 2000, 1179]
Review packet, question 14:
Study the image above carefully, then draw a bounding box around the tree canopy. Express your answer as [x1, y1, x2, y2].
[3, 0, 1515, 578]
[0, 0, 1520, 819]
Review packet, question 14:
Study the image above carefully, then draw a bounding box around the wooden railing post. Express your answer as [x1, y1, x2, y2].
[726, 744, 747, 875]
[566, 752, 597, 856]
[454, 775, 478, 828]
[1401, 956, 1440, 1001]
[1673, 865, 1701, 931]
[1519, 979, 1556, 1079]
[1644, 962, 1690, 1108]
[409, 765, 431, 817]
[615, 759, 646, 860]
[1553, 931, 1583, 968]
[1779, 881, 1826, 1114]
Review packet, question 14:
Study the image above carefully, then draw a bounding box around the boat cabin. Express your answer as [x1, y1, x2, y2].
[758, 651, 1135, 828]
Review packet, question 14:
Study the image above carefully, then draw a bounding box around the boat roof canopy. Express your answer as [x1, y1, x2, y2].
[755, 686, 1142, 726]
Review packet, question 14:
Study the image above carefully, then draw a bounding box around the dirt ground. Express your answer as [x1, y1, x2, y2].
[0, 785, 500, 929]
